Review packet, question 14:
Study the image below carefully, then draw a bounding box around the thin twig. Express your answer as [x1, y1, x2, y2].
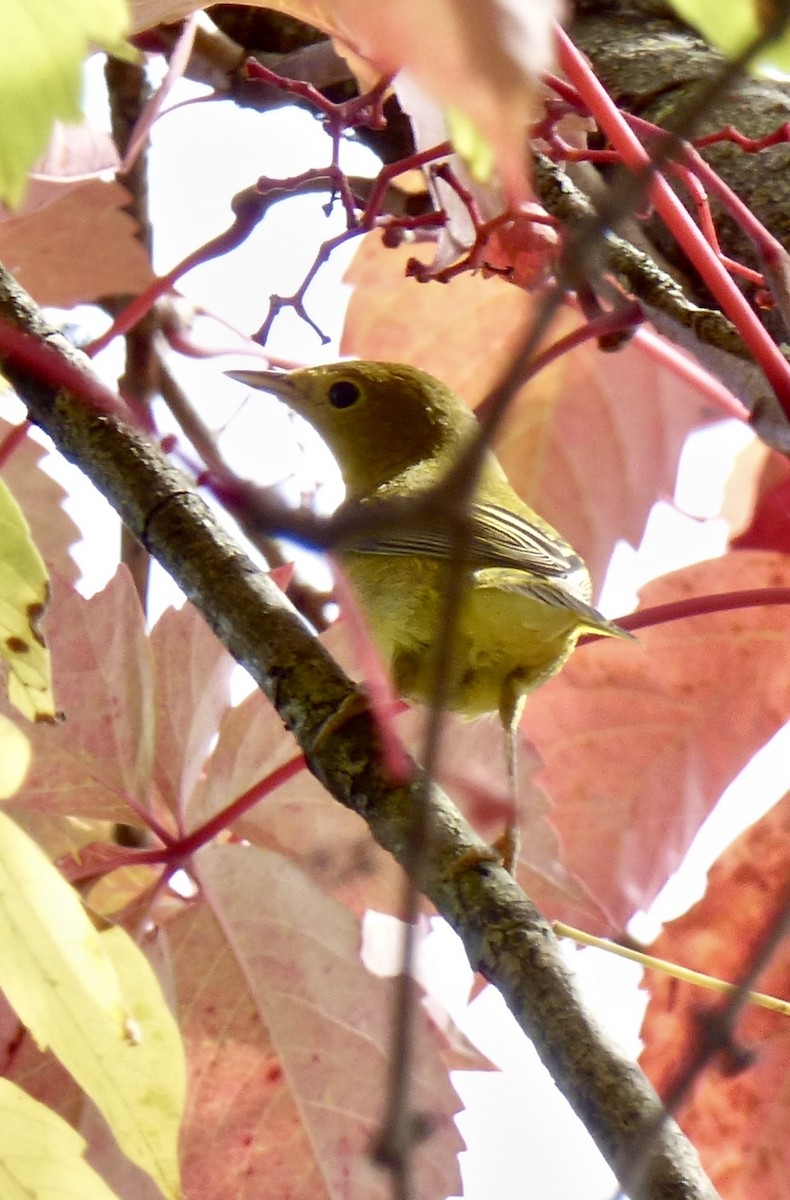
[553, 922, 790, 1018]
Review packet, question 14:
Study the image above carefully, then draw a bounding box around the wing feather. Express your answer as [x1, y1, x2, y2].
[348, 500, 632, 637]
[352, 501, 583, 581]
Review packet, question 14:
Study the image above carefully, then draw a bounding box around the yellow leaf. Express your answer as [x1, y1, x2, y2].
[0, 477, 57, 722]
[0, 713, 30, 798]
[445, 105, 495, 184]
[0, 813, 185, 1200]
[87, 863, 160, 918]
[669, 0, 790, 78]
[0, 0, 133, 208]
[0, 811, 127, 1043]
[0, 1078, 123, 1200]
[98, 924, 186, 1200]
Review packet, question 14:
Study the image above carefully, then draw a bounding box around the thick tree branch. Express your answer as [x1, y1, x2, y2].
[570, 1, 790, 344]
[532, 151, 790, 451]
[0, 267, 718, 1200]
[535, 4, 790, 451]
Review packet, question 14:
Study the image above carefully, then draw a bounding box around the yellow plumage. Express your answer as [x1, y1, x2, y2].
[229, 360, 629, 724]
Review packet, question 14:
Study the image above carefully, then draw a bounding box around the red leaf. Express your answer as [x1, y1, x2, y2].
[0, 179, 154, 307]
[731, 451, 790, 554]
[3, 122, 120, 218]
[2, 570, 156, 824]
[526, 551, 790, 930]
[4, 575, 235, 835]
[169, 900, 320, 1200]
[179, 844, 465, 1200]
[150, 602, 236, 822]
[395, 706, 607, 926]
[187, 684, 407, 917]
[639, 792, 790, 1200]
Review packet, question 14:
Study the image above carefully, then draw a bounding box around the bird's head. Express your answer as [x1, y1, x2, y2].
[227, 360, 476, 496]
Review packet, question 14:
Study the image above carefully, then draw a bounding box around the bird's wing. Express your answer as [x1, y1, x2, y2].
[348, 500, 635, 637]
[348, 500, 634, 636]
[351, 501, 585, 583]
[475, 569, 633, 638]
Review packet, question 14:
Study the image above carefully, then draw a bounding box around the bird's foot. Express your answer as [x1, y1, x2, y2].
[492, 822, 521, 876]
[312, 691, 371, 751]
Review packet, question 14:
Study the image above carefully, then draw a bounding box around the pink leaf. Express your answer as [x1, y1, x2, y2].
[527, 551, 790, 930]
[132, 0, 558, 204]
[150, 603, 236, 823]
[188, 685, 407, 917]
[0, 179, 154, 307]
[640, 791, 790, 1200]
[2, 570, 155, 824]
[183, 844, 465, 1200]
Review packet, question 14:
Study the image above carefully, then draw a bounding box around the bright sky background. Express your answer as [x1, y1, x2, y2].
[16, 49, 790, 1200]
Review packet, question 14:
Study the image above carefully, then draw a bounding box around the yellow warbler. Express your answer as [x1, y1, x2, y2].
[230, 361, 631, 857]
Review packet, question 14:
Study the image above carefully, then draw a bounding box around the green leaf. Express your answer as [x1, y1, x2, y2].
[0, 477, 57, 722]
[0, 808, 129, 1056]
[669, 0, 790, 78]
[0, 1078, 123, 1200]
[445, 105, 495, 184]
[0, 714, 30, 798]
[98, 924, 186, 1200]
[0, 0, 132, 208]
[0, 813, 185, 1200]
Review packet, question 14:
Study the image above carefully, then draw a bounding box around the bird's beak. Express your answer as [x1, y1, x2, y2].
[225, 369, 296, 402]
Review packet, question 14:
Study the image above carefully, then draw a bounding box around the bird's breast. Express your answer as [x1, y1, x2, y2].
[341, 551, 586, 717]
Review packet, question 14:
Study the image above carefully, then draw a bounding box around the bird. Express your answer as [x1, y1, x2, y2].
[228, 360, 632, 867]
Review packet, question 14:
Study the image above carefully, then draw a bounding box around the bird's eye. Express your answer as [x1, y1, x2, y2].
[328, 380, 360, 409]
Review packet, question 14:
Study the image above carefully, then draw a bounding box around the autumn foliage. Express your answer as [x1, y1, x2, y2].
[2, 3, 790, 1200]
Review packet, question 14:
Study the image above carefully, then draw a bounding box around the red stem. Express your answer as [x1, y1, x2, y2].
[630, 327, 749, 420]
[79, 752, 309, 877]
[0, 419, 31, 466]
[85, 186, 279, 357]
[71, 581, 790, 882]
[167, 753, 306, 859]
[361, 141, 453, 228]
[626, 111, 786, 277]
[554, 26, 790, 418]
[616, 588, 790, 634]
[539, 114, 765, 283]
[694, 122, 790, 153]
[0, 319, 129, 419]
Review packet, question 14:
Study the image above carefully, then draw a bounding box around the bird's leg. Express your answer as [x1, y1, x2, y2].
[496, 681, 527, 875]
